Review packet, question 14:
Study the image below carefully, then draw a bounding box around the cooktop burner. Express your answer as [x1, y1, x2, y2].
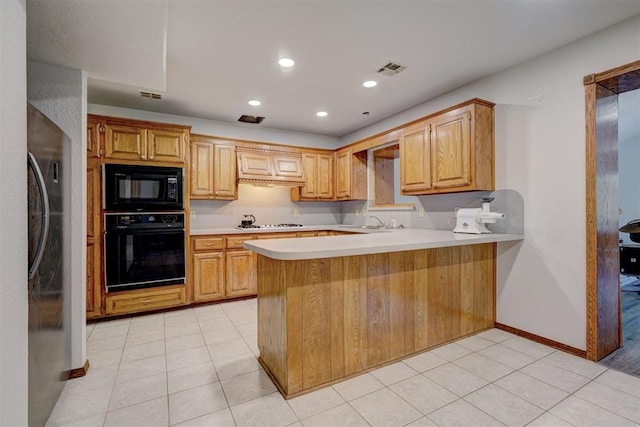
[236, 223, 304, 229]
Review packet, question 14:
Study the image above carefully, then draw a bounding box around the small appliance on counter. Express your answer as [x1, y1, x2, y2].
[241, 214, 256, 227]
[453, 197, 505, 234]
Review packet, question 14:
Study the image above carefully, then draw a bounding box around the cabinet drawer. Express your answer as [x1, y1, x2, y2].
[192, 237, 225, 251]
[105, 286, 186, 315]
[227, 236, 255, 249]
[258, 233, 298, 239]
[297, 231, 317, 238]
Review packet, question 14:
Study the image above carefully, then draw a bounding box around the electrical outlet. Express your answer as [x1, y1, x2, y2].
[419, 207, 424, 218]
[190, 211, 196, 219]
[355, 208, 360, 216]
[294, 208, 299, 217]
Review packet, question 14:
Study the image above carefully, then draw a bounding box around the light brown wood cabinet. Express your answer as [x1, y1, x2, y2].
[236, 146, 305, 185]
[86, 162, 102, 319]
[226, 250, 257, 297]
[190, 136, 238, 200]
[88, 114, 190, 165]
[105, 285, 187, 316]
[192, 252, 225, 301]
[190, 235, 257, 302]
[190, 230, 360, 304]
[292, 152, 334, 201]
[87, 118, 101, 159]
[335, 149, 367, 200]
[399, 124, 431, 193]
[399, 101, 494, 195]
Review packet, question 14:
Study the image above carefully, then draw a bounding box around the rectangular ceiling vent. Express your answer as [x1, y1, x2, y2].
[238, 115, 265, 124]
[139, 91, 162, 100]
[376, 61, 407, 76]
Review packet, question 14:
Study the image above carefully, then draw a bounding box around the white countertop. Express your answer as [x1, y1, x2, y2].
[242, 228, 524, 260]
[189, 225, 386, 236]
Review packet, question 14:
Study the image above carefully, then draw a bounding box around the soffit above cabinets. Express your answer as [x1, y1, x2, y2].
[27, 0, 640, 136]
[27, 0, 168, 92]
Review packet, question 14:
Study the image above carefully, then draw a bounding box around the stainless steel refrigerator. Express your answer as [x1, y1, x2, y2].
[27, 103, 70, 427]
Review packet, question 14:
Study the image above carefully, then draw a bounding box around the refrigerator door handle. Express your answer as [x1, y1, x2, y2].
[27, 151, 50, 280]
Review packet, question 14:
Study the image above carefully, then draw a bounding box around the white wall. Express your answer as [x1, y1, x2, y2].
[342, 15, 640, 351]
[28, 61, 88, 370]
[88, 104, 340, 150]
[618, 89, 640, 244]
[0, 1, 28, 425]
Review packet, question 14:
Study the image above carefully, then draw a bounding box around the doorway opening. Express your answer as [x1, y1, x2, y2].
[585, 60, 640, 376]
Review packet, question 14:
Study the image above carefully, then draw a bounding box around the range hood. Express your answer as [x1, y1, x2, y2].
[236, 146, 306, 187]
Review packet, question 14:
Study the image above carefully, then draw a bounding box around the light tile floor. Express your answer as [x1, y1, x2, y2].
[46, 298, 640, 427]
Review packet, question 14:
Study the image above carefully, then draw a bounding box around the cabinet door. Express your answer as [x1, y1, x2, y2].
[335, 150, 352, 199]
[272, 155, 304, 179]
[86, 163, 101, 239]
[147, 128, 186, 164]
[86, 240, 102, 318]
[430, 109, 472, 190]
[86, 163, 102, 319]
[226, 250, 256, 297]
[400, 125, 431, 194]
[87, 119, 102, 158]
[299, 153, 319, 199]
[193, 252, 225, 301]
[237, 151, 272, 178]
[104, 124, 147, 161]
[214, 144, 237, 199]
[190, 141, 214, 198]
[318, 153, 334, 200]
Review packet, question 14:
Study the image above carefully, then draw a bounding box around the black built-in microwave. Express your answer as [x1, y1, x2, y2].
[104, 164, 184, 211]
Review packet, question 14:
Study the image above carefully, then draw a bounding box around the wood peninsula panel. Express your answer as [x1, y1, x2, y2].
[257, 244, 495, 398]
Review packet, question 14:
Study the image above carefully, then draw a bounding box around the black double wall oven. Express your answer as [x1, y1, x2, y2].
[103, 164, 186, 293]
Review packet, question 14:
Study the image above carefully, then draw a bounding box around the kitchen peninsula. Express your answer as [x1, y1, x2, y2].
[245, 229, 523, 398]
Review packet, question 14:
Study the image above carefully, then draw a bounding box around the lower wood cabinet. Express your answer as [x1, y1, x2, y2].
[105, 285, 187, 316]
[191, 236, 258, 302]
[193, 252, 225, 301]
[190, 230, 351, 304]
[226, 250, 257, 297]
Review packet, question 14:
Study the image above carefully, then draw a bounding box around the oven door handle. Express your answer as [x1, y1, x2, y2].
[105, 228, 185, 235]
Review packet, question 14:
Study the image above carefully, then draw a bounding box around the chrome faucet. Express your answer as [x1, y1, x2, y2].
[369, 215, 385, 228]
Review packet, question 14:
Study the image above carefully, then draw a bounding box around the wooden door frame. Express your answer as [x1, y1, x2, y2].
[585, 59, 640, 360]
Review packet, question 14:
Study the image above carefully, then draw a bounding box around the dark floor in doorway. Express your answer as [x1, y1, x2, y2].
[600, 286, 640, 377]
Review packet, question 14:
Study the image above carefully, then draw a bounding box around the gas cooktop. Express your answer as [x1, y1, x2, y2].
[236, 223, 304, 229]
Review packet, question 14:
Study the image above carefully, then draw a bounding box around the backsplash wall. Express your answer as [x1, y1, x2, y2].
[190, 185, 523, 233]
[189, 184, 341, 229]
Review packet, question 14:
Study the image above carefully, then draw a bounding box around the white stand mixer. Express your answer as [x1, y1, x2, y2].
[453, 197, 505, 234]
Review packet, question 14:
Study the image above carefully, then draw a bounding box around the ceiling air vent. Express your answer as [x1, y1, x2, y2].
[238, 115, 266, 124]
[139, 91, 162, 100]
[376, 61, 407, 76]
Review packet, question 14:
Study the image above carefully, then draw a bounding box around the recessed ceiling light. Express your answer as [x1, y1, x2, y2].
[363, 80, 377, 88]
[248, 100, 261, 106]
[316, 111, 328, 117]
[278, 58, 295, 67]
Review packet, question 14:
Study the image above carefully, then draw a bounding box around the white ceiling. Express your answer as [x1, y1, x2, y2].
[27, 0, 640, 137]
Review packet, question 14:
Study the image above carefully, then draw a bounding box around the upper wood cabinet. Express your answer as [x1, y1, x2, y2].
[399, 124, 431, 194]
[87, 118, 101, 158]
[335, 149, 367, 201]
[292, 151, 334, 201]
[147, 128, 188, 163]
[236, 146, 304, 185]
[399, 100, 494, 195]
[189, 135, 237, 200]
[88, 114, 190, 165]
